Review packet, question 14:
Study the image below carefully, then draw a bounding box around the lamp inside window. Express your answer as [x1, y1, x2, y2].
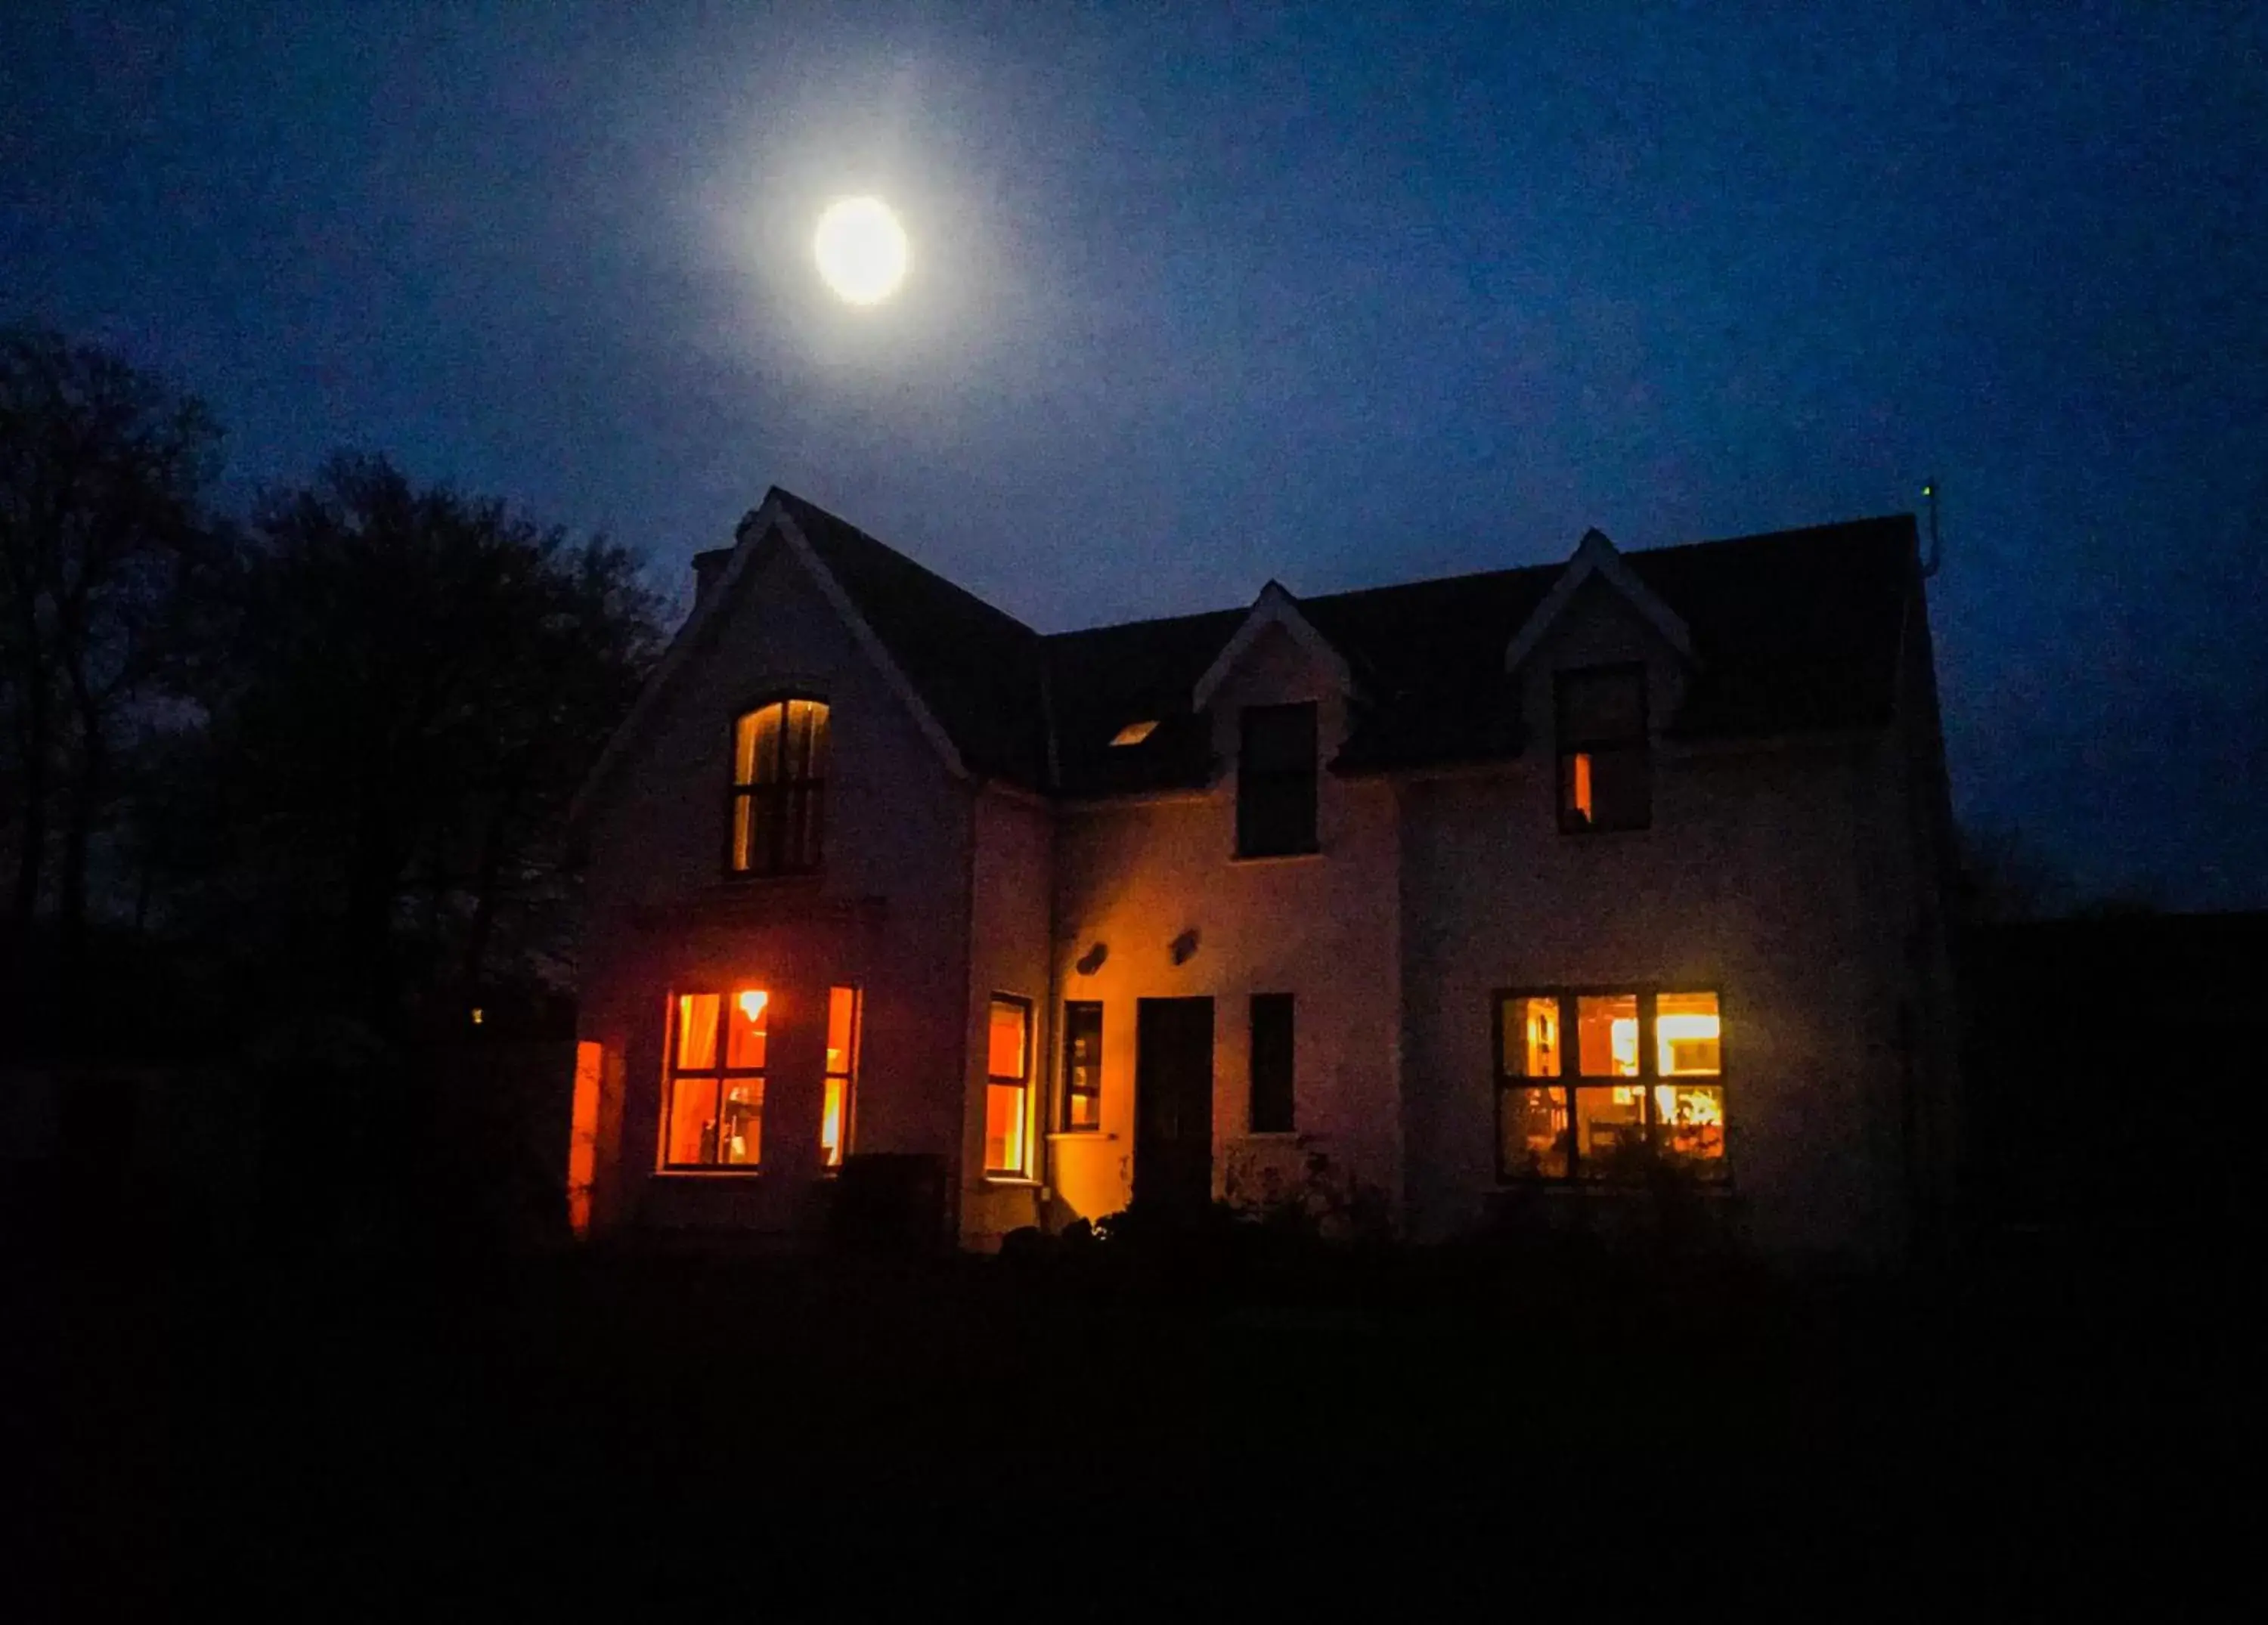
[663, 986, 769, 1169]
[1498, 989, 1726, 1181]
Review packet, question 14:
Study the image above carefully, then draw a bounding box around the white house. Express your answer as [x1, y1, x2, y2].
[565, 489, 1961, 1259]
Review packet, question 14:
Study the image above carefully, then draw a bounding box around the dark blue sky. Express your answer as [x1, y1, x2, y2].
[7, 2, 2263, 906]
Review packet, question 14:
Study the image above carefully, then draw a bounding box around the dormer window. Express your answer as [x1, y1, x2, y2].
[1237, 702, 1318, 858]
[1111, 720, 1159, 747]
[729, 698, 829, 874]
[1556, 667, 1649, 832]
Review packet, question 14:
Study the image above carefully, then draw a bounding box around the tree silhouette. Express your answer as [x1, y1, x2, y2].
[0, 326, 223, 1011]
[203, 452, 662, 1030]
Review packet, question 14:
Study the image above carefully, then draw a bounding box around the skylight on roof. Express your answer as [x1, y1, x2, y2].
[1110, 720, 1160, 748]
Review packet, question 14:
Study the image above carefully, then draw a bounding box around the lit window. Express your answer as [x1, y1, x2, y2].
[1238, 702, 1319, 858]
[1576, 994, 1639, 1079]
[1505, 995, 1560, 1079]
[1656, 992, 1721, 1076]
[1498, 995, 1567, 1178]
[1653, 1081, 1726, 1162]
[663, 988, 768, 1169]
[1061, 1001, 1103, 1131]
[985, 995, 1032, 1175]
[568, 1042, 603, 1237]
[1495, 989, 1727, 1181]
[730, 697, 829, 875]
[1556, 667, 1649, 832]
[820, 986, 860, 1168]
[1111, 720, 1159, 747]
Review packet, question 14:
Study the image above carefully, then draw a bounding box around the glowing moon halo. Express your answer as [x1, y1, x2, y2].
[813, 197, 909, 305]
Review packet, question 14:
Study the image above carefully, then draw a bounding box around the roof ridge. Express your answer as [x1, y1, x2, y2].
[1042, 603, 1248, 641]
[1305, 513, 1916, 606]
[777, 503, 1910, 648]
[1622, 512, 1916, 560]
[770, 486, 1043, 643]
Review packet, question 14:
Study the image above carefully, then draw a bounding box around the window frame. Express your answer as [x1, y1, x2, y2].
[726, 695, 830, 878]
[984, 993, 1035, 1178]
[820, 984, 861, 1171]
[1236, 701, 1321, 859]
[1554, 664, 1651, 834]
[1248, 992, 1297, 1134]
[1059, 1000, 1104, 1133]
[1492, 984, 1729, 1184]
[659, 987, 770, 1175]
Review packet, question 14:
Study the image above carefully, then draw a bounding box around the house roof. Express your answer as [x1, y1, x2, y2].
[1042, 515, 1920, 788]
[767, 490, 1052, 787]
[592, 492, 1920, 808]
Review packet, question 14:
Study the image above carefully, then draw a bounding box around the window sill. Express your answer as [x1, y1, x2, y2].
[1494, 1175, 1733, 1191]
[1230, 847, 1322, 865]
[1045, 1131, 1117, 1142]
[981, 1175, 1042, 1187]
[653, 1168, 765, 1179]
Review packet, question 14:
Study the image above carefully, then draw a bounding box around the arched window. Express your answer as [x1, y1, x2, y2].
[729, 698, 829, 874]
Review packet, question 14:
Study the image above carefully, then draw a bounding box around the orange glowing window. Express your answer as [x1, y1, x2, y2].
[568, 1042, 603, 1237]
[662, 986, 768, 1170]
[1656, 992, 1721, 1076]
[1496, 989, 1727, 1181]
[820, 986, 860, 1168]
[730, 698, 829, 875]
[676, 992, 720, 1071]
[1555, 667, 1649, 832]
[1503, 995, 1561, 1078]
[1576, 995, 1640, 1078]
[727, 988, 769, 1068]
[987, 997, 1028, 1079]
[1653, 1082, 1726, 1162]
[984, 995, 1032, 1175]
[1501, 1085, 1569, 1179]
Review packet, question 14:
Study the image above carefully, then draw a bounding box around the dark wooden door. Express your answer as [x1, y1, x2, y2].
[1135, 998, 1215, 1214]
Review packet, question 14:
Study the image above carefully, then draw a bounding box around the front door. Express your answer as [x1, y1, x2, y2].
[1134, 998, 1215, 1214]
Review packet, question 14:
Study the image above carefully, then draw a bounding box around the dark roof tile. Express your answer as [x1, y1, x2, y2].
[776, 489, 1918, 795]
[773, 489, 1050, 786]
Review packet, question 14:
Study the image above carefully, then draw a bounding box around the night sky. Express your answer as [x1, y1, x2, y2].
[6, 3, 2263, 908]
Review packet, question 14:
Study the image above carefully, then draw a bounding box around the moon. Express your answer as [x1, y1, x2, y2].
[813, 197, 909, 305]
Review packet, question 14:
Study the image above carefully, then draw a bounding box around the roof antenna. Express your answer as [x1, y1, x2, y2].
[1920, 479, 1943, 578]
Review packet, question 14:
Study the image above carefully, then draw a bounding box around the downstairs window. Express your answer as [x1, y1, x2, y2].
[820, 986, 860, 1169]
[1497, 989, 1724, 1181]
[1061, 1001, 1103, 1131]
[663, 988, 769, 1170]
[985, 995, 1033, 1176]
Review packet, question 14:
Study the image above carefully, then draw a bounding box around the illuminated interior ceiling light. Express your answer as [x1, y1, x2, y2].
[737, 989, 769, 1022]
[1111, 720, 1160, 747]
